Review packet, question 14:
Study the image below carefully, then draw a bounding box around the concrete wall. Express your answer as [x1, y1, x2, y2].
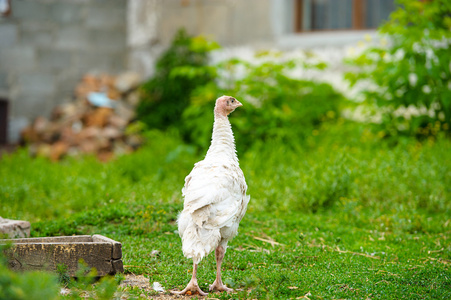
[157, 0, 275, 47]
[0, 0, 371, 143]
[127, 0, 372, 76]
[0, 0, 127, 143]
[127, 0, 279, 79]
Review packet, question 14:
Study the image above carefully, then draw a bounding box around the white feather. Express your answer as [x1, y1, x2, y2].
[177, 110, 250, 264]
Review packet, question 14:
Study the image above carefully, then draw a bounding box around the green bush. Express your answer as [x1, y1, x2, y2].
[181, 53, 344, 153]
[137, 29, 220, 130]
[0, 250, 121, 300]
[136, 29, 344, 153]
[0, 250, 60, 300]
[345, 0, 451, 138]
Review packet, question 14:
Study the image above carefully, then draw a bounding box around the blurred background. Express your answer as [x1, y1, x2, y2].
[0, 0, 397, 145]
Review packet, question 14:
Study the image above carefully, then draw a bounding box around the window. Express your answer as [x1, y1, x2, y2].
[295, 0, 396, 32]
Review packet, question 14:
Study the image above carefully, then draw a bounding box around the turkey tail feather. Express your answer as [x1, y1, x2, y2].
[178, 211, 221, 264]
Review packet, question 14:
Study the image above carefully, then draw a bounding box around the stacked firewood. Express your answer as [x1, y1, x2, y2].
[21, 72, 143, 162]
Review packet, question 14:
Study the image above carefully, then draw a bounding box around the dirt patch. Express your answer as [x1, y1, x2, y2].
[119, 274, 219, 299]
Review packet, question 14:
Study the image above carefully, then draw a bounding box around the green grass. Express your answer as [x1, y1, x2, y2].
[29, 202, 451, 299]
[1, 123, 450, 299]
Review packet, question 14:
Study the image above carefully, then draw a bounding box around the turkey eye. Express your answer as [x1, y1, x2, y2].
[231, 99, 235, 103]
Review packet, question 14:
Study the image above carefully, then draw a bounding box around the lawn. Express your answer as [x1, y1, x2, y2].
[1, 123, 450, 299]
[2, 1, 451, 298]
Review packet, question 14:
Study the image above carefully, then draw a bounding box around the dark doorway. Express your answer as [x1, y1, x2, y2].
[0, 98, 8, 145]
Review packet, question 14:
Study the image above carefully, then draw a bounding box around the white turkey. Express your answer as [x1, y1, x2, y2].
[171, 95, 250, 296]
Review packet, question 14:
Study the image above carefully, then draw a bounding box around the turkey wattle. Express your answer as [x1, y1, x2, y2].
[171, 95, 250, 296]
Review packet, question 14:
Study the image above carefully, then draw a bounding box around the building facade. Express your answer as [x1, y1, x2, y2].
[0, 0, 394, 143]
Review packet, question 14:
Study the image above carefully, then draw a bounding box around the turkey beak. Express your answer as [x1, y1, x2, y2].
[236, 100, 243, 107]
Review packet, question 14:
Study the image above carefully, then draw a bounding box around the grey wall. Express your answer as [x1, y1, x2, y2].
[0, 0, 127, 143]
[158, 0, 275, 47]
[127, 0, 280, 79]
[0, 0, 303, 143]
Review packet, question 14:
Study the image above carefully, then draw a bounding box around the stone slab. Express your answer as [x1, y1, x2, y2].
[0, 234, 124, 276]
[92, 234, 122, 260]
[0, 217, 30, 238]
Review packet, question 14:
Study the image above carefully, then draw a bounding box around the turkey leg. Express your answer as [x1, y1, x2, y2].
[209, 245, 233, 292]
[171, 263, 207, 296]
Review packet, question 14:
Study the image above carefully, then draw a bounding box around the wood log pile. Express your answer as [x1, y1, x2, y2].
[21, 72, 143, 162]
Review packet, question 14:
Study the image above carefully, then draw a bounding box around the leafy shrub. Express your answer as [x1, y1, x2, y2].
[136, 29, 344, 153]
[137, 29, 220, 130]
[0, 249, 120, 300]
[345, 0, 451, 137]
[0, 249, 60, 300]
[181, 53, 344, 153]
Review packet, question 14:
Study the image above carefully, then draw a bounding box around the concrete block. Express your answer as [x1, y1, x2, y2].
[88, 29, 127, 52]
[10, 90, 55, 120]
[230, 0, 273, 44]
[159, 5, 198, 46]
[0, 235, 124, 276]
[17, 72, 56, 94]
[0, 46, 36, 72]
[55, 25, 90, 50]
[51, 2, 83, 24]
[195, 5, 231, 44]
[11, 1, 52, 22]
[37, 49, 72, 71]
[91, 0, 126, 6]
[85, 5, 125, 29]
[0, 217, 30, 238]
[0, 72, 8, 90]
[74, 51, 126, 74]
[54, 69, 81, 98]
[20, 23, 54, 46]
[0, 23, 18, 49]
[92, 234, 122, 259]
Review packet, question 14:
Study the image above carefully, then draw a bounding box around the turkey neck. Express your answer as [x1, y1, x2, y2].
[205, 113, 238, 162]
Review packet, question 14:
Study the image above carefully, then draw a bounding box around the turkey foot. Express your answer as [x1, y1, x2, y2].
[209, 279, 233, 293]
[171, 278, 207, 296]
[209, 245, 233, 293]
[170, 263, 207, 296]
